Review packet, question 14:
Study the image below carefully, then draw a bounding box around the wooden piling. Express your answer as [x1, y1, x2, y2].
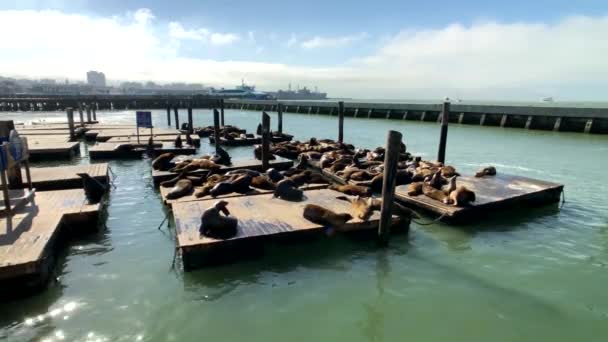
[378, 130, 402, 245]
[86, 105, 92, 123]
[584, 119, 594, 134]
[166, 105, 171, 126]
[277, 103, 284, 133]
[187, 105, 193, 134]
[338, 101, 345, 143]
[78, 103, 84, 124]
[437, 102, 450, 164]
[553, 117, 562, 131]
[92, 104, 97, 121]
[261, 112, 271, 170]
[66, 107, 76, 140]
[173, 107, 180, 129]
[213, 109, 220, 153]
[220, 99, 225, 127]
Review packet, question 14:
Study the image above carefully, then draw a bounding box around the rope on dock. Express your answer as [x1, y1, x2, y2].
[411, 211, 449, 226]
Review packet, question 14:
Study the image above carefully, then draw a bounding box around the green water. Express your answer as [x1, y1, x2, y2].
[1, 109, 608, 342]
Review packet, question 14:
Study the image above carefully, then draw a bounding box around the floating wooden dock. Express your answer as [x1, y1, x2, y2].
[89, 143, 196, 160]
[394, 174, 563, 223]
[86, 128, 186, 142]
[152, 157, 294, 185]
[29, 141, 80, 160]
[159, 183, 329, 206]
[0, 189, 104, 293]
[209, 136, 261, 146]
[24, 164, 109, 190]
[107, 135, 201, 147]
[172, 188, 404, 269]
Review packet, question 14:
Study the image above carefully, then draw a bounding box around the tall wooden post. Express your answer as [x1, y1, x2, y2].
[78, 103, 84, 124]
[166, 104, 171, 126]
[277, 103, 283, 133]
[378, 130, 402, 245]
[261, 112, 271, 170]
[92, 104, 97, 121]
[86, 105, 92, 123]
[220, 99, 225, 127]
[173, 106, 179, 129]
[437, 101, 450, 164]
[213, 109, 220, 153]
[338, 101, 345, 142]
[187, 104, 193, 134]
[66, 107, 76, 140]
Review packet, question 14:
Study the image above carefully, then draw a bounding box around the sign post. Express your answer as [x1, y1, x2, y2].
[136, 111, 153, 144]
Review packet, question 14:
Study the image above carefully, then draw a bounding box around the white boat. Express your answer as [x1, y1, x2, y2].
[541, 97, 554, 102]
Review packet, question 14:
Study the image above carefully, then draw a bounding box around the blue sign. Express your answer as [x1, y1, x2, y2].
[136, 111, 153, 128]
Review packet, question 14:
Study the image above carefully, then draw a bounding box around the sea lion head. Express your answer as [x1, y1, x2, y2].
[214, 200, 230, 215]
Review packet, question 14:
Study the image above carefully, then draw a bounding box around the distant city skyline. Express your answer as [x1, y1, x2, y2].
[0, 1, 607, 100]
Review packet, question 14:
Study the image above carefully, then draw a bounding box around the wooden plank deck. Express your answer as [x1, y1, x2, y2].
[394, 174, 563, 223]
[89, 128, 184, 142]
[24, 164, 109, 190]
[89, 143, 196, 160]
[209, 136, 261, 146]
[173, 188, 403, 269]
[159, 183, 329, 206]
[107, 134, 201, 147]
[152, 157, 294, 185]
[0, 189, 103, 290]
[28, 142, 80, 160]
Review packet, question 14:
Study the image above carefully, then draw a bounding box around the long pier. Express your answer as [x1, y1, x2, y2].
[224, 99, 608, 134]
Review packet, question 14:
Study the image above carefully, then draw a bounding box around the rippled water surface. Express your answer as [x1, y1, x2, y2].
[1, 109, 608, 341]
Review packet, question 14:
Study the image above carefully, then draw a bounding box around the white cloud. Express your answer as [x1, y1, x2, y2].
[286, 34, 297, 47]
[300, 32, 368, 49]
[0, 9, 606, 100]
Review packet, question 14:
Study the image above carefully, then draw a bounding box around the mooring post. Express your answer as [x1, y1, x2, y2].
[220, 99, 225, 127]
[261, 112, 271, 170]
[92, 104, 97, 121]
[86, 105, 92, 123]
[78, 103, 84, 124]
[437, 101, 450, 164]
[66, 107, 75, 141]
[173, 106, 180, 129]
[166, 104, 171, 126]
[187, 104, 193, 134]
[378, 130, 402, 245]
[338, 101, 345, 143]
[277, 103, 284, 133]
[213, 108, 220, 153]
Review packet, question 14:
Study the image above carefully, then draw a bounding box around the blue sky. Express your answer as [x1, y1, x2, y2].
[1, 1, 607, 99]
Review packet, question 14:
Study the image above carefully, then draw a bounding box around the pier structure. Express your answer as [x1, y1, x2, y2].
[223, 99, 608, 134]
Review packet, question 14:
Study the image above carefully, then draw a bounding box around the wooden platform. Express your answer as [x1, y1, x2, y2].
[28, 142, 80, 160]
[89, 143, 196, 160]
[394, 174, 563, 223]
[159, 183, 329, 206]
[172, 188, 403, 270]
[86, 128, 183, 142]
[0, 189, 36, 217]
[209, 135, 293, 146]
[24, 164, 109, 191]
[107, 135, 201, 147]
[0, 189, 103, 292]
[152, 157, 294, 185]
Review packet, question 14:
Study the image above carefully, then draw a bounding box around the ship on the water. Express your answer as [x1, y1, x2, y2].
[209, 80, 273, 100]
[269, 84, 327, 100]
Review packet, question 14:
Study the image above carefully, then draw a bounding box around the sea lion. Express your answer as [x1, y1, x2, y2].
[449, 186, 476, 206]
[336, 195, 374, 221]
[152, 153, 175, 171]
[308, 172, 328, 184]
[256, 123, 262, 135]
[406, 182, 423, 196]
[225, 169, 261, 177]
[211, 146, 232, 165]
[166, 179, 193, 199]
[230, 175, 253, 194]
[475, 166, 496, 177]
[442, 176, 457, 195]
[328, 184, 372, 197]
[187, 175, 207, 186]
[160, 173, 186, 188]
[113, 143, 133, 152]
[210, 182, 233, 197]
[422, 184, 451, 203]
[320, 154, 334, 169]
[174, 135, 182, 148]
[428, 171, 448, 190]
[186, 134, 194, 146]
[199, 200, 238, 239]
[441, 165, 458, 178]
[266, 168, 283, 183]
[274, 179, 303, 201]
[251, 175, 275, 190]
[77, 173, 108, 204]
[295, 154, 308, 169]
[289, 170, 311, 187]
[194, 184, 214, 198]
[303, 204, 352, 229]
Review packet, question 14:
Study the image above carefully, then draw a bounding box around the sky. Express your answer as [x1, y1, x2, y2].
[0, 0, 607, 100]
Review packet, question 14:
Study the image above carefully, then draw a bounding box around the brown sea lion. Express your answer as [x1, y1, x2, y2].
[186, 134, 194, 146]
[199, 200, 238, 239]
[320, 154, 334, 169]
[160, 173, 186, 188]
[194, 184, 213, 198]
[114, 143, 134, 152]
[328, 184, 372, 197]
[166, 179, 193, 199]
[187, 175, 207, 186]
[475, 166, 496, 177]
[406, 182, 423, 196]
[449, 186, 476, 206]
[211, 146, 231, 165]
[266, 168, 283, 182]
[308, 172, 328, 184]
[152, 153, 175, 171]
[295, 154, 309, 169]
[422, 184, 451, 203]
[303, 204, 352, 229]
[251, 175, 275, 190]
[274, 179, 303, 201]
[441, 165, 458, 178]
[174, 135, 182, 148]
[336, 195, 374, 221]
[77, 173, 108, 204]
[210, 182, 233, 197]
[442, 176, 457, 195]
[290, 171, 311, 187]
[429, 171, 448, 190]
[229, 175, 252, 194]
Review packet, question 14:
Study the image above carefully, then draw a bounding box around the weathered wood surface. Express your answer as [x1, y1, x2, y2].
[0, 189, 36, 217]
[159, 183, 329, 206]
[152, 157, 294, 184]
[89, 143, 196, 159]
[28, 142, 80, 159]
[0, 189, 101, 280]
[209, 136, 261, 146]
[107, 135, 200, 147]
[87, 128, 182, 141]
[395, 174, 563, 222]
[24, 164, 109, 190]
[173, 189, 401, 267]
